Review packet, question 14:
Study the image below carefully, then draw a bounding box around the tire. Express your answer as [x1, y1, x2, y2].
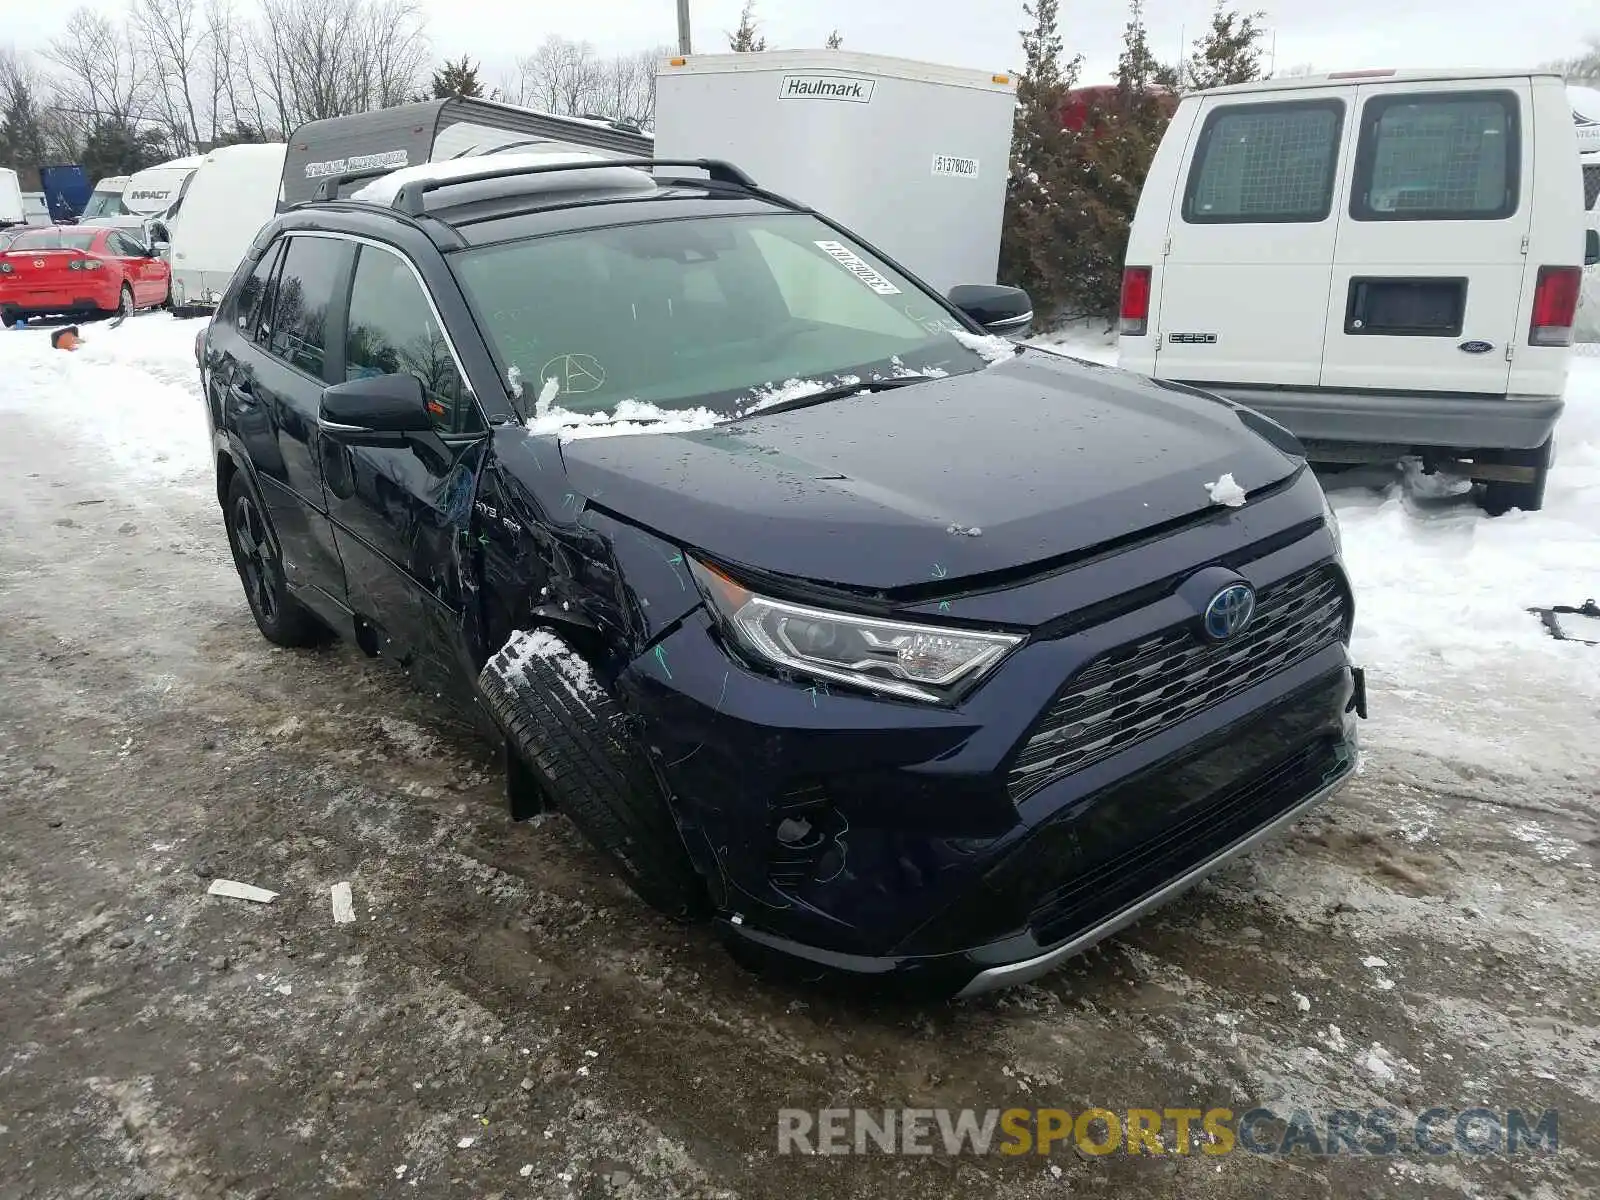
[1480, 437, 1552, 516]
[478, 630, 708, 919]
[222, 472, 325, 647]
[102, 283, 135, 325]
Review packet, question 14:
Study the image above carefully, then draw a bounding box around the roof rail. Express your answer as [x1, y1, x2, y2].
[305, 164, 406, 204]
[390, 157, 758, 216]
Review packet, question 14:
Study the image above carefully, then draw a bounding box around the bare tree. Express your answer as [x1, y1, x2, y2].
[133, 0, 205, 151]
[1546, 37, 1600, 85]
[246, 0, 428, 132]
[45, 9, 151, 134]
[589, 48, 665, 127]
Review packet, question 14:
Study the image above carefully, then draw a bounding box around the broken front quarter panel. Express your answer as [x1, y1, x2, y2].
[474, 426, 705, 681]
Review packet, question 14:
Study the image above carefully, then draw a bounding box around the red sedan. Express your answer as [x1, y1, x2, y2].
[0, 225, 170, 324]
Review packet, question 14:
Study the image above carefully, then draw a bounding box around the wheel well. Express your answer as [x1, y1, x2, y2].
[216, 450, 237, 512]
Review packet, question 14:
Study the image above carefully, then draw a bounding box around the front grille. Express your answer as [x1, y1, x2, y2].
[1029, 737, 1349, 945]
[1008, 564, 1348, 801]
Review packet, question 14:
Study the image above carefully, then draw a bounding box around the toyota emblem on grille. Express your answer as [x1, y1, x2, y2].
[1203, 583, 1256, 641]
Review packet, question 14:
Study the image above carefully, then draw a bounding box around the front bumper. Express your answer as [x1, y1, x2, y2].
[615, 489, 1360, 997]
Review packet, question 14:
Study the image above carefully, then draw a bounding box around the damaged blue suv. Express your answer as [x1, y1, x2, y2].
[199, 154, 1365, 997]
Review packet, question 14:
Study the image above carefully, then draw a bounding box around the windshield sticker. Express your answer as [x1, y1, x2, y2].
[303, 148, 409, 179]
[813, 241, 901, 296]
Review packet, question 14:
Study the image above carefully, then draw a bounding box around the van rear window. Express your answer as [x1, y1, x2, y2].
[1350, 91, 1519, 221]
[1182, 100, 1344, 224]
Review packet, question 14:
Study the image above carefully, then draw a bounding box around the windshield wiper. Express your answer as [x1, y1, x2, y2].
[740, 374, 934, 419]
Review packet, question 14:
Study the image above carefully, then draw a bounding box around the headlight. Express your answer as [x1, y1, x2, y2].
[1320, 486, 1342, 556]
[690, 558, 1022, 704]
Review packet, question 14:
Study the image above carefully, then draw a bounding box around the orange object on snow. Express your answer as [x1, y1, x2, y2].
[51, 326, 80, 351]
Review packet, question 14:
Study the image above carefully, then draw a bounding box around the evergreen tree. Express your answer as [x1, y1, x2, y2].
[825, 29, 843, 50]
[729, 2, 768, 52]
[1176, 3, 1267, 91]
[998, 0, 1083, 318]
[81, 119, 166, 182]
[0, 80, 47, 171]
[431, 56, 485, 100]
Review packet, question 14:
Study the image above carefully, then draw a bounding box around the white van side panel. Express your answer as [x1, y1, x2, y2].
[1118, 100, 1197, 376]
[1151, 87, 1357, 387]
[1508, 78, 1585, 395]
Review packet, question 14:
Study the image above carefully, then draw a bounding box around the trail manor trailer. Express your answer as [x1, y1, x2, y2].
[653, 50, 1016, 294]
[279, 98, 653, 208]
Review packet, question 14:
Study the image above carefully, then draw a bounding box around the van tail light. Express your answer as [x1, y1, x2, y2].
[1529, 266, 1581, 348]
[1120, 266, 1152, 336]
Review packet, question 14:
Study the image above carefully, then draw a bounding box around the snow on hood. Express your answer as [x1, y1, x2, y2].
[349, 150, 654, 205]
[527, 398, 722, 442]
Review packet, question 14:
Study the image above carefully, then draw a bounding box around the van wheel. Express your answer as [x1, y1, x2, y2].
[1480, 438, 1553, 516]
[477, 630, 708, 920]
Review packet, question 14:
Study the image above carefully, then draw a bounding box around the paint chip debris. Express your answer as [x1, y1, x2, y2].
[1361, 955, 1388, 969]
[1204, 472, 1248, 507]
[394, 1165, 407, 1179]
[457, 1136, 475, 1149]
[520, 1165, 534, 1178]
[330, 881, 356, 924]
[1293, 991, 1311, 1012]
[207, 878, 279, 904]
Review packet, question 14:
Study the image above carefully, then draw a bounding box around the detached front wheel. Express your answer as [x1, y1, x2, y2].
[478, 630, 708, 920]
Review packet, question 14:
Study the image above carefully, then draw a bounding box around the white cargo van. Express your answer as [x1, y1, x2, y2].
[167, 142, 288, 314]
[0, 168, 23, 227]
[1121, 69, 1588, 513]
[79, 156, 203, 233]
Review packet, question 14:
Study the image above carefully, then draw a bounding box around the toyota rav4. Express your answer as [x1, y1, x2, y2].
[197, 152, 1365, 997]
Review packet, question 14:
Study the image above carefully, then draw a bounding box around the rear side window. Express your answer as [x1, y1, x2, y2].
[267, 235, 352, 378]
[232, 242, 282, 340]
[1350, 91, 1519, 221]
[1583, 163, 1600, 212]
[345, 245, 478, 434]
[1183, 100, 1344, 224]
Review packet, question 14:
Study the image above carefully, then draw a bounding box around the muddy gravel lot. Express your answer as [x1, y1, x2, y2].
[3, 366, 1599, 1199]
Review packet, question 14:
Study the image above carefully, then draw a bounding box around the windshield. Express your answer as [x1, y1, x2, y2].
[9, 229, 98, 251]
[451, 213, 998, 421]
[81, 189, 128, 219]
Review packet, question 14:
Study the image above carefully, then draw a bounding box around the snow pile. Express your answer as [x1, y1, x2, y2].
[1203, 472, 1248, 507]
[0, 314, 212, 492]
[497, 628, 604, 704]
[1334, 357, 1600, 780]
[526, 397, 722, 442]
[349, 150, 651, 206]
[736, 377, 848, 417]
[951, 327, 1021, 365]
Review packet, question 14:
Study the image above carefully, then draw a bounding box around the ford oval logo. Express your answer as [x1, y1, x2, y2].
[1204, 584, 1256, 641]
[1458, 340, 1493, 354]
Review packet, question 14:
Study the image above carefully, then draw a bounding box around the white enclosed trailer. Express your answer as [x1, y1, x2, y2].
[653, 50, 1016, 295]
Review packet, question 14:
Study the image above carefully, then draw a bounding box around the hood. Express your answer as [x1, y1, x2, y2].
[556, 352, 1300, 592]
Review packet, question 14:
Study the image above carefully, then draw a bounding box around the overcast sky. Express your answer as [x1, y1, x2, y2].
[12, 0, 1594, 88]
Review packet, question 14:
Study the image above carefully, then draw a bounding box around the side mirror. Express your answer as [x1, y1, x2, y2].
[319, 372, 432, 443]
[1586, 228, 1599, 268]
[948, 284, 1033, 339]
